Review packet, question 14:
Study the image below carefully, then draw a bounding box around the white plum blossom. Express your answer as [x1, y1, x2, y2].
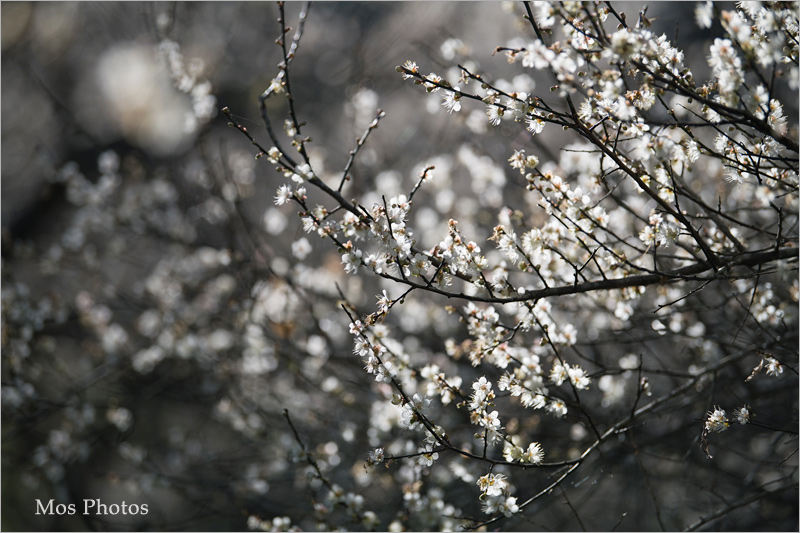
[567, 365, 591, 390]
[7, 3, 797, 531]
[522, 442, 544, 464]
[442, 89, 462, 113]
[733, 405, 752, 425]
[696, 1, 714, 29]
[705, 407, 730, 433]
[477, 472, 508, 497]
[765, 357, 784, 377]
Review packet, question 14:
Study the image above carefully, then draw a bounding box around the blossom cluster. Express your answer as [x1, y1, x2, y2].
[3, 2, 797, 531]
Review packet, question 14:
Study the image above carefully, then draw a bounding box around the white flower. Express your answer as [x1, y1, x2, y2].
[301, 216, 317, 233]
[266, 146, 282, 164]
[486, 105, 504, 126]
[376, 290, 391, 314]
[401, 60, 419, 80]
[400, 393, 430, 431]
[471, 377, 494, 409]
[481, 410, 502, 430]
[522, 40, 556, 69]
[472, 376, 493, 395]
[291, 238, 312, 260]
[723, 11, 751, 42]
[526, 114, 545, 135]
[695, 1, 713, 29]
[267, 77, 284, 95]
[341, 249, 362, 274]
[658, 222, 680, 248]
[550, 362, 568, 386]
[477, 473, 508, 497]
[349, 320, 364, 336]
[291, 163, 314, 183]
[481, 495, 500, 515]
[423, 72, 444, 92]
[375, 361, 395, 382]
[708, 39, 743, 98]
[764, 357, 784, 377]
[367, 447, 384, 465]
[546, 399, 567, 417]
[522, 442, 544, 464]
[500, 496, 520, 517]
[733, 405, 752, 425]
[520, 390, 547, 409]
[417, 445, 439, 467]
[705, 406, 729, 433]
[533, 2, 555, 28]
[283, 119, 297, 138]
[424, 424, 446, 446]
[442, 89, 462, 113]
[503, 442, 523, 462]
[508, 150, 527, 171]
[610, 29, 640, 59]
[686, 140, 700, 162]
